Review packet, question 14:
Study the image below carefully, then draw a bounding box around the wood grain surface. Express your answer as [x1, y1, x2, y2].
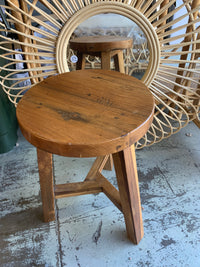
[69, 35, 133, 52]
[16, 70, 154, 157]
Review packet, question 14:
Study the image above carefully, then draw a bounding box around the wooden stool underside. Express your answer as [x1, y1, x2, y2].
[70, 36, 133, 73]
[37, 146, 144, 244]
[55, 155, 121, 209]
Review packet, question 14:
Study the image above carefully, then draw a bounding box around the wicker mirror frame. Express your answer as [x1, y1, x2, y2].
[0, 0, 199, 148]
[56, 2, 160, 86]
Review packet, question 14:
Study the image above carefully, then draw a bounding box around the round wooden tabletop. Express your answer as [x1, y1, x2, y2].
[69, 35, 133, 53]
[16, 70, 154, 157]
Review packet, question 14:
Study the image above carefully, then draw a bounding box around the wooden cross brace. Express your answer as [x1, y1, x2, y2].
[54, 155, 122, 211]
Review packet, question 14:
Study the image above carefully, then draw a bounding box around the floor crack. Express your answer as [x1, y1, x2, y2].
[54, 157, 64, 267]
[158, 166, 176, 195]
[92, 220, 103, 245]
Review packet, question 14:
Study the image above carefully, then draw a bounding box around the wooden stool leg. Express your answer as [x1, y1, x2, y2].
[113, 50, 125, 73]
[37, 148, 56, 222]
[76, 52, 86, 70]
[113, 145, 144, 244]
[103, 154, 114, 171]
[101, 51, 111, 70]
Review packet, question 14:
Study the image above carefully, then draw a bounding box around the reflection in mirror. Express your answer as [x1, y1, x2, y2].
[68, 13, 149, 80]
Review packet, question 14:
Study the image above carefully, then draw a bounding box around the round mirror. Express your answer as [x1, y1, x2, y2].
[67, 13, 149, 80]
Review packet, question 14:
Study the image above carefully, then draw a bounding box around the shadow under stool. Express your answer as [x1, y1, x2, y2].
[16, 69, 154, 244]
[69, 35, 133, 73]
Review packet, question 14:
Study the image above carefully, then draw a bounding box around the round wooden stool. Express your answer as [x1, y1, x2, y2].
[16, 70, 154, 244]
[69, 35, 133, 73]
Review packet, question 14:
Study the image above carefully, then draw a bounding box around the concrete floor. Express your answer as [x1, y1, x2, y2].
[0, 122, 200, 267]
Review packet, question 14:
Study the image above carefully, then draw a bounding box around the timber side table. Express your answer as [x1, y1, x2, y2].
[16, 70, 154, 244]
[69, 35, 133, 72]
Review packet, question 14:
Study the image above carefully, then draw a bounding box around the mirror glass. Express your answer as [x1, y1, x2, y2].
[68, 13, 149, 80]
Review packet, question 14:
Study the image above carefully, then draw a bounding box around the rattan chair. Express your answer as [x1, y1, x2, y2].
[0, 0, 199, 148]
